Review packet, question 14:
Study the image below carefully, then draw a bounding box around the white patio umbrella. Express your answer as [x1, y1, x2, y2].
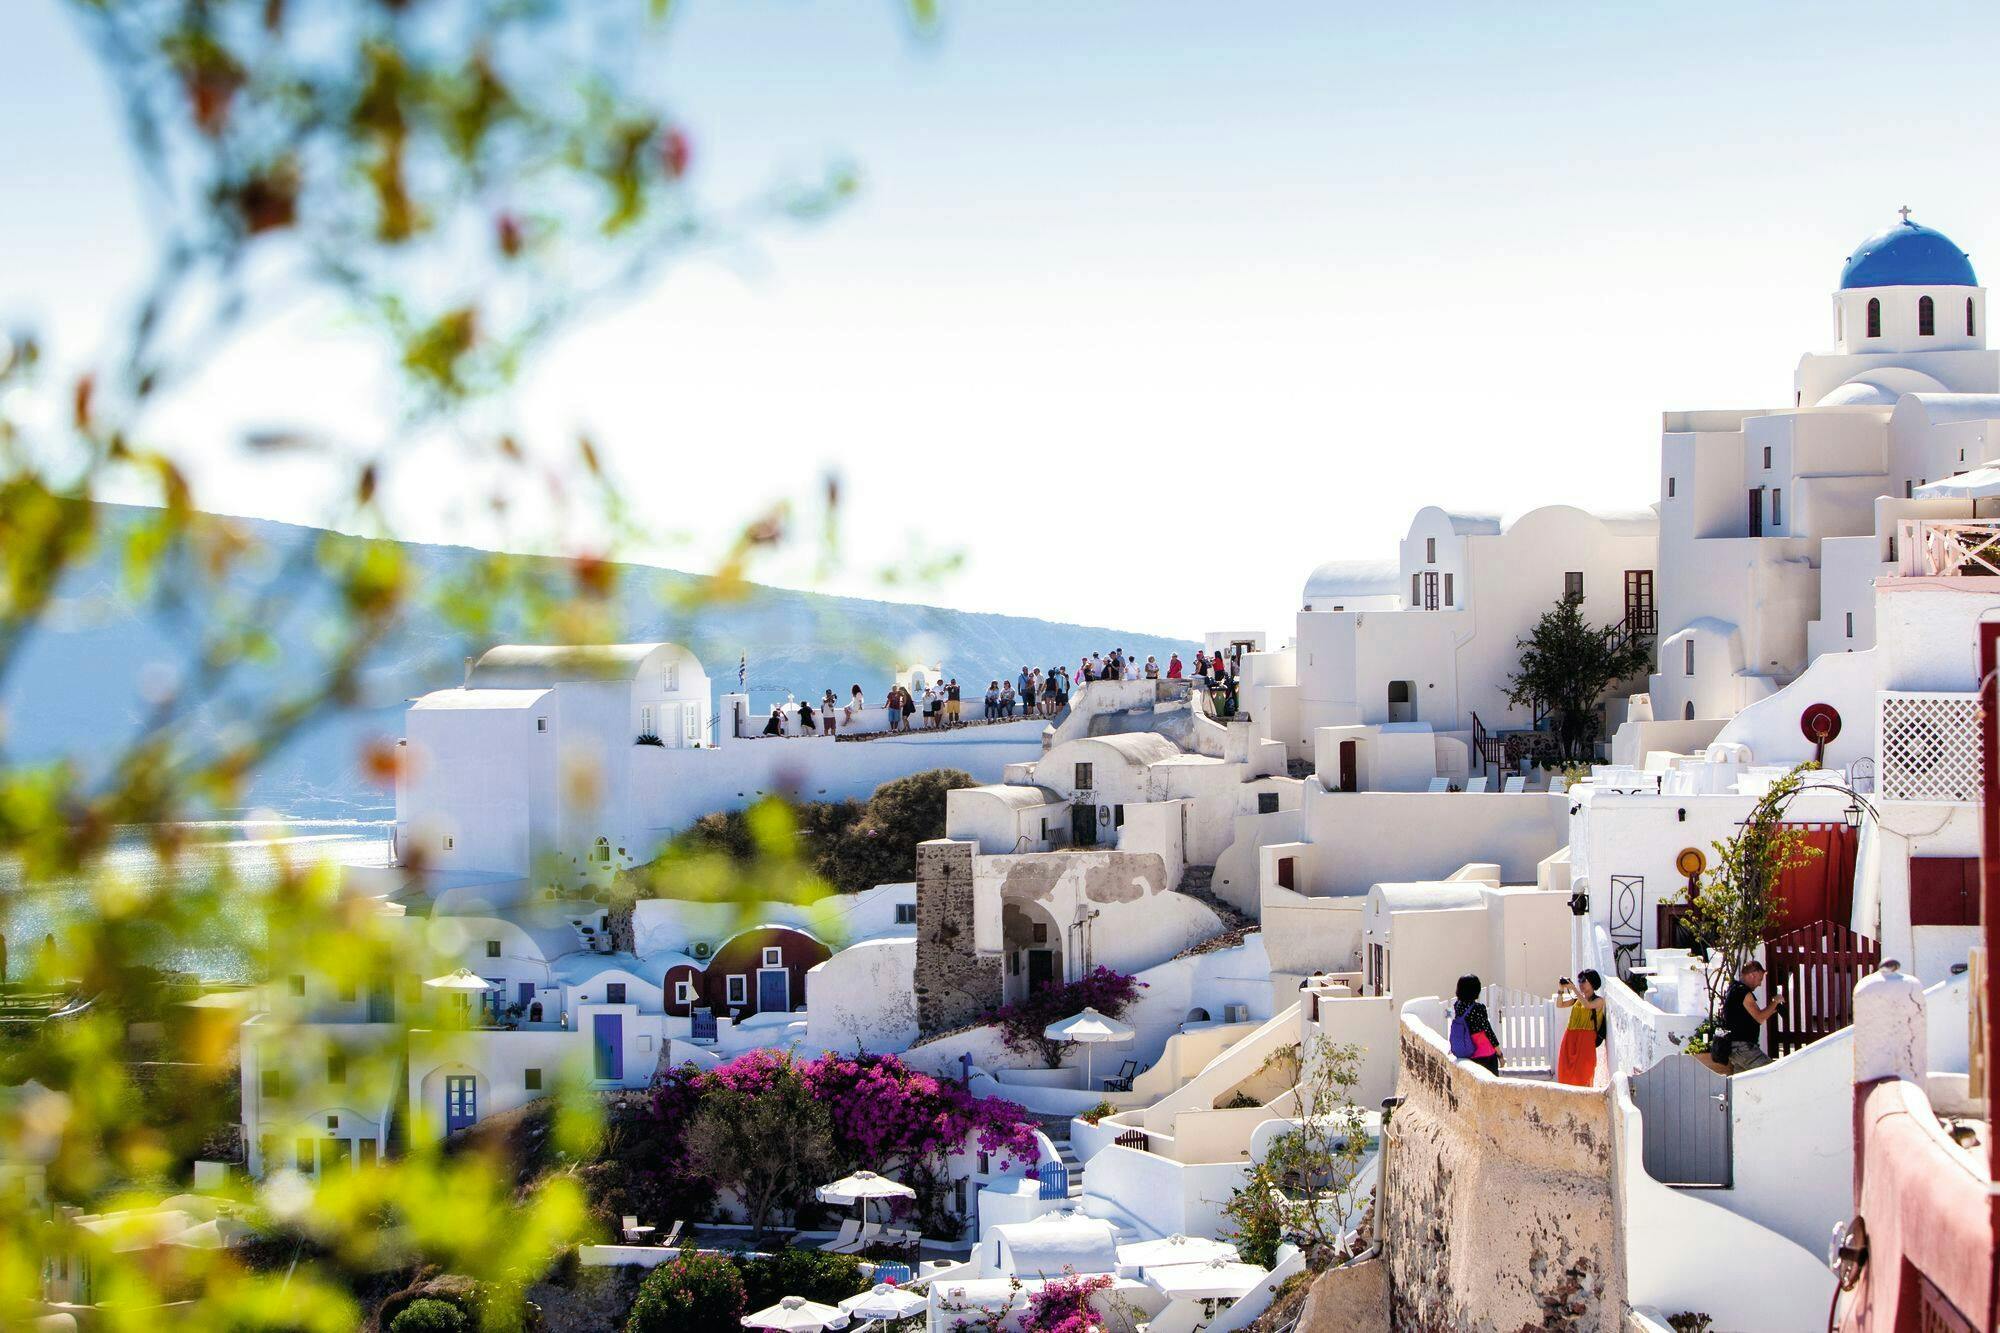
[165, 1216, 259, 1249]
[1043, 1006, 1135, 1091]
[424, 968, 498, 1015]
[1144, 1257, 1270, 1303]
[1116, 1232, 1238, 1270]
[742, 1295, 850, 1330]
[1917, 465, 2000, 508]
[817, 1169, 916, 1232]
[839, 1283, 928, 1321]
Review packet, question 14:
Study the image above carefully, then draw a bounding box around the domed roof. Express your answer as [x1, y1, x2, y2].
[1840, 217, 1976, 289]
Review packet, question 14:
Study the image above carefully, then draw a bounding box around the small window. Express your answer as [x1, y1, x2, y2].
[525, 1068, 542, 1091]
[1867, 297, 1881, 338]
[1277, 856, 1296, 890]
[289, 975, 306, 998]
[1762, 446, 1772, 469]
[1667, 476, 1676, 498]
[1845, 611, 1855, 639]
[536, 716, 548, 732]
[1919, 294, 1935, 336]
[442, 835, 454, 851]
[1683, 701, 1695, 721]
[1073, 763, 1093, 790]
[327, 1053, 346, 1084]
[261, 1069, 281, 1097]
[1684, 639, 1696, 676]
[1031, 922, 1048, 944]
[1905, 480, 1914, 498]
[1257, 791, 1280, 815]
[1425, 537, 1436, 564]
[726, 975, 749, 1006]
[674, 979, 695, 1004]
[485, 939, 501, 958]
[894, 902, 917, 925]
[1564, 571, 1584, 600]
[666, 664, 680, 692]
[761, 947, 783, 968]
[326, 1114, 339, 1131]
[1770, 488, 1783, 527]
[1113, 804, 1125, 827]
[1411, 572, 1421, 606]
[593, 837, 610, 863]
[605, 982, 626, 1005]
[1442, 572, 1454, 607]
[1969, 297, 1977, 337]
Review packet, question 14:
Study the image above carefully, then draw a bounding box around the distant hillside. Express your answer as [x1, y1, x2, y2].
[5, 505, 1195, 818]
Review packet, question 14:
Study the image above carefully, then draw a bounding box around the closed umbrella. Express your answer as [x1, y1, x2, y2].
[1144, 1257, 1269, 1303]
[1117, 1233, 1237, 1270]
[839, 1283, 928, 1321]
[742, 1295, 850, 1330]
[1043, 1006, 1135, 1091]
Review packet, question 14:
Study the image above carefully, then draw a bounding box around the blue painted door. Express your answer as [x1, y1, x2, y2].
[757, 968, 789, 1014]
[445, 1076, 476, 1134]
[593, 1014, 623, 1081]
[518, 982, 535, 1010]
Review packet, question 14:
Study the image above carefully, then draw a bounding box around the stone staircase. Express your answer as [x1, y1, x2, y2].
[1176, 864, 1255, 934]
[1031, 1112, 1086, 1199]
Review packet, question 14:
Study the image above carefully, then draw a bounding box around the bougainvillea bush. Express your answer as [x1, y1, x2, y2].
[1020, 1269, 1118, 1333]
[991, 966, 1147, 1066]
[641, 1049, 1038, 1236]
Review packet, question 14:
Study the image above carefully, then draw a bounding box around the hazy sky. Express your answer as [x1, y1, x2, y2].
[10, 1, 2000, 639]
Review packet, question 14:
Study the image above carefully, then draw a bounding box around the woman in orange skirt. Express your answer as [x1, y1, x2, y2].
[1555, 968, 1606, 1086]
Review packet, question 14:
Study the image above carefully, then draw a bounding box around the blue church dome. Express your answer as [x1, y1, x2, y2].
[1840, 217, 1977, 289]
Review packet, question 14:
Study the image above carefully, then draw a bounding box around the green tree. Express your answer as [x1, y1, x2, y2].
[391, 1298, 472, 1333]
[683, 1059, 838, 1240]
[625, 1250, 746, 1333]
[815, 768, 976, 892]
[1222, 1037, 1371, 1267]
[738, 1248, 869, 1314]
[1684, 762, 1822, 1021]
[1504, 593, 1653, 764]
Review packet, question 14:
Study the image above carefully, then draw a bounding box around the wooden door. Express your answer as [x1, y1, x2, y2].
[1338, 740, 1358, 793]
[1026, 949, 1055, 995]
[1624, 570, 1655, 635]
[1764, 919, 1881, 1057]
[756, 968, 789, 1013]
[1748, 488, 1765, 537]
[593, 1013, 624, 1080]
[444, 1075, 476, 1134]
[1071, 803, 1098, 847]
[1631, 1055, 1732, 1187]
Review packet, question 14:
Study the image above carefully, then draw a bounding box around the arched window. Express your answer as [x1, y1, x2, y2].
[1919, 295, 1935, 336]
[1866, 298, 1881, 339]
[1683, 701, 1695, 721]
[593, 836, 610, 863]
[1969, 298, 1978, 337]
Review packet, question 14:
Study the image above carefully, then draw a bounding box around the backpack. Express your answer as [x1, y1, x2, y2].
[1448, 1007, 1477, 1059]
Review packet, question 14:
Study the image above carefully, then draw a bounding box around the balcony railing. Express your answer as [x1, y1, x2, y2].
[1896, 518, 2000, 577]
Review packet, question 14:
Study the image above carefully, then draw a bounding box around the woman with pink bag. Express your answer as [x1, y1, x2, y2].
[1449, 974, 1504, 1075]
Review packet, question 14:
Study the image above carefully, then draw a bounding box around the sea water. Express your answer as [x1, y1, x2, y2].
[0, 821, 394, 982]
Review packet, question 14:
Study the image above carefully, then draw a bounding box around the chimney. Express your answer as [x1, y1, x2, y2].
[463, 656, 474, 689]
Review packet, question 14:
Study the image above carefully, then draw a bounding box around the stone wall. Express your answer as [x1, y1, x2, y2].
[914, 839, 1000, 1035]
[1380, 1019, 1624, 1332]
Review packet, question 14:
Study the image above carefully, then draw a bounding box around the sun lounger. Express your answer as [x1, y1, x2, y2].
[1464, 776, 1489, 793]
[820, 1219, 861, 1253]
[1425, 777, 1449, 793]
[658, 1219, 683, 1248]
[1502, 775, 1527, 794]
[835, 1222, 884, 1254]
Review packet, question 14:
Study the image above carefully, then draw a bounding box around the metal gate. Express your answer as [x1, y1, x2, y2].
[1630, 1054, 1732, 1187]
[1764, 919, 1880, 1057]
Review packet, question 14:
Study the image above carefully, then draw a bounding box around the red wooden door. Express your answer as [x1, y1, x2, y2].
[1764, 919, 1880, 1057]
[1910, 857, 1980, 926]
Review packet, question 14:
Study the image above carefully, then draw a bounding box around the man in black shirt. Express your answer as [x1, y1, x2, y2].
[1719, 960, 1783, 1071]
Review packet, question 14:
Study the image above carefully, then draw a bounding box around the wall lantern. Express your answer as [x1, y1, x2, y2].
[1843, 800, 1865, 830]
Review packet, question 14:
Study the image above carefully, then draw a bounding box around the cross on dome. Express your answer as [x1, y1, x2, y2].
[1898, 204, 1912, 223]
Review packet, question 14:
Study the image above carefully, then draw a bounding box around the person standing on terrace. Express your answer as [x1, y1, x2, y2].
[1167, 652, 1183, 680]
[1554, 970, 1606, 1086]
[1451, 974, 1504, 1075]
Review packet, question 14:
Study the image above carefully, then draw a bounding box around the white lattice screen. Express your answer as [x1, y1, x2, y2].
[1878, 692, 1982, 802]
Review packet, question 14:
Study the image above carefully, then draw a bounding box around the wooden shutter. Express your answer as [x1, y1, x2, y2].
[1910, 857, 1980, 927]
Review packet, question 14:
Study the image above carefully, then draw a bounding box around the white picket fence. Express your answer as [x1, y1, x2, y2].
[1479, 985, 1559, 1075]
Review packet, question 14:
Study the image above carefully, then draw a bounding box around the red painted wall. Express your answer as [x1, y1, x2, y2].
[661, 926, 831, 1020]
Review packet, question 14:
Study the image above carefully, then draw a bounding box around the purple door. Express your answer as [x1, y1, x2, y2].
[593, 1014, 623, 1080]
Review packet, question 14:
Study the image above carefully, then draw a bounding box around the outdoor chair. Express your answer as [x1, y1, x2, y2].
[1102, 1059, 1139, 1092]
[1425, 777, 1449, 793]
[836, 1222, 884, 1254]
[1502, 775, 1527, 794]
[1464, 776, 1489, 793]
[820, 1220, 861, 1253]
[658, 1219, 683, 1249]
[620, 1215, 654, 1244]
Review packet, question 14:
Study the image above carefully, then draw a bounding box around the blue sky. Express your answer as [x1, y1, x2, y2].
[9, 1, 2000, 637]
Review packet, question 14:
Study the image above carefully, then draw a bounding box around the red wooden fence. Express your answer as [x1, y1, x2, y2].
[1764, 918, 1880, 1057]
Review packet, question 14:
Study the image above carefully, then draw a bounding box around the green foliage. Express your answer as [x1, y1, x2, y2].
[1683, 763, 1822, 1019]
[738, 1247, 869, 1313]
[683, 1058, 839, 1240]
[1223, 1036, 1372, 1267]
[1505, 593, 1653, 763]
[640, 768, 974, 898]
[391, 1297, 471, 1333]
[1078, 1100, 1118, 1126]
[1667, 1314, 1714, 1333]
[625, 1249, 747, 1333]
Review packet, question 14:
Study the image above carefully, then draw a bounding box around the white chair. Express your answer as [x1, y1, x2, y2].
[658, 1219, 683, 1249]
[1502, 775, 1527, 794]
[1425, 777, 1450, 793]
[1464, 776, 1489, 793]
[820, 1219, 861, 1253]
[1548, 775, 1569, 794]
